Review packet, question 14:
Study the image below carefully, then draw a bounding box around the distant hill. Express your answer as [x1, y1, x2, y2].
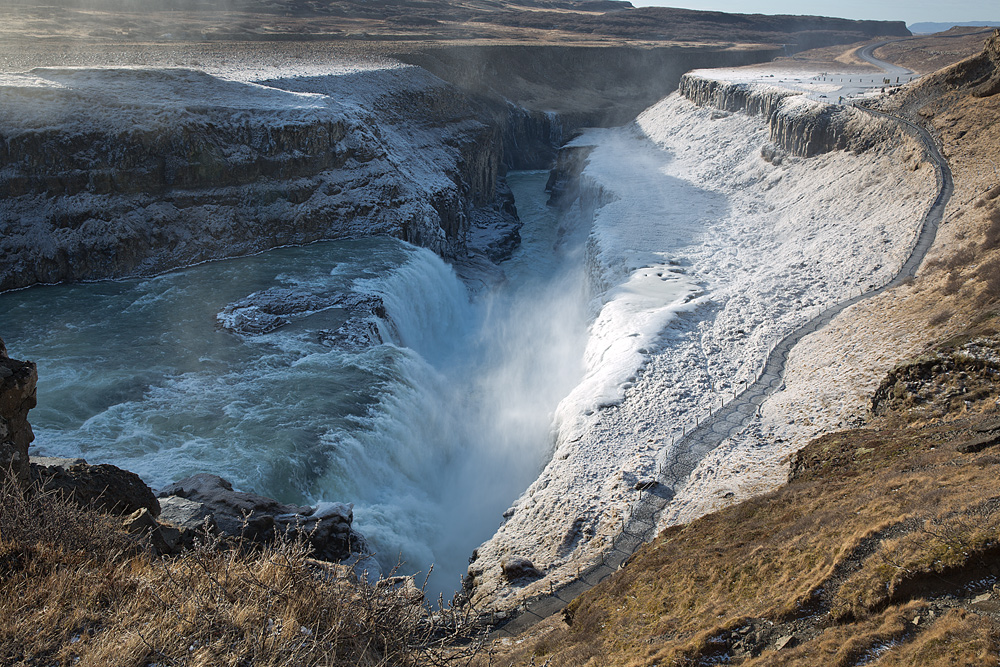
[22, 0, 910, 46]
[909, 21, 1000, 34]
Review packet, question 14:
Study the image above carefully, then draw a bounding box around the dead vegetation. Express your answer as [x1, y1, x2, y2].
[479, 345, 1000, 665]
[0, 476, 486, 667]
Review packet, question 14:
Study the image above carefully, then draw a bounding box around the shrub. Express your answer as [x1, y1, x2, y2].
[981, 208, 1000, 250]
[928, 309, 954, 326]
[945, 245, 976, 271]
[943, 271, 964, 295]
[975, 257, 1000, 305]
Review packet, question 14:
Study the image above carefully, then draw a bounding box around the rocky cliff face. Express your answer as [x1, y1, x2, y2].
[0, 65, 537, 292]
[678, 75, 892, 158]
[679, 74, 903, 157]
[678, 75, 795, 118]
[0, 338, 37, 487]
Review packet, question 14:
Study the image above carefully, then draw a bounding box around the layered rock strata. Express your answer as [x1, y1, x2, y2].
[0, 65, 533, 292]
[679, 73, 904, 157]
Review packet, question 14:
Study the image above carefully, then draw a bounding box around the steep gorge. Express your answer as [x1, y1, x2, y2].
[0, 24, 939, 621]
[0, 40, 890, 294]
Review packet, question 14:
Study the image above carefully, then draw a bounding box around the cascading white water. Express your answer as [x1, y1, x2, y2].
[0, 171, 590, 599]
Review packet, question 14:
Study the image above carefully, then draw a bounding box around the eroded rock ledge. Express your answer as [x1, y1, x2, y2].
[679, 73, 904, 157]
[0, 338, 37, 487]
[0, 65, 540, 292]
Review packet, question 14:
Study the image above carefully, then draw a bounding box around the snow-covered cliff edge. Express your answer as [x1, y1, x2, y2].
[679, 72, 904, 157]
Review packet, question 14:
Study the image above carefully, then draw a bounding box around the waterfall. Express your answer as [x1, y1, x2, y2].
[0, 172, 592, 600]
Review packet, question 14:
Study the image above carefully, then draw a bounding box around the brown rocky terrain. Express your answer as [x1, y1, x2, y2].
[875, 27, 1000, 75]
[0, 0, 907, 48]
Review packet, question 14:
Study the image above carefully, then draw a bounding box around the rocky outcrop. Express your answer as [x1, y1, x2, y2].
[501, 106, 563, 170]
[679, 74, 903, 157]
[868, 335, 1000, 422]
[123, 507, 184, 556]
[943, 29, 1000, 98]
[29, 457, 161, 517]
[216, 286, 388, 347]
[500, 556, 543, 582]
[0, 338, 37, 487]
[678, 76, 795, 118]
[544, 145, 596, 207]
[158, 473, 377, 573]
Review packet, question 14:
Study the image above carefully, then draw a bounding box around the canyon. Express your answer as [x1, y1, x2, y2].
[3, 2, 999, 664]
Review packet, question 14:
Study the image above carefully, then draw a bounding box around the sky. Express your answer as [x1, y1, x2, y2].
[627, 0, 1000, 26]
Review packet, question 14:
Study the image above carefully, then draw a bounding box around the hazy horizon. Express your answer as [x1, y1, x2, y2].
[628, 0, 999, 26]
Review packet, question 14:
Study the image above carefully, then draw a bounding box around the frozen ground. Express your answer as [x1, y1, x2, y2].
[470, 78, 936, 608]
[687, 47, 916, 105]
[0, 58, 505, 289]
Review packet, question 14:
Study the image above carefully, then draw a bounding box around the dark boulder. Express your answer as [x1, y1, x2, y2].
[501, 556, 543, 582]
[30, 458, 161, 517]
[158, 473, 373, 567]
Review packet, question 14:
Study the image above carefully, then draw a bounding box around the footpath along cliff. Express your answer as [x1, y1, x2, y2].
[484, 32, 1000, 666]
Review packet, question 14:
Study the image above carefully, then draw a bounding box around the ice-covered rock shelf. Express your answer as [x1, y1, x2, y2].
[680, 72, 904, 157]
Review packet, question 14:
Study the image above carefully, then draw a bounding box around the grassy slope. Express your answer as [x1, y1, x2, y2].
[482, 32, 1000, 667]
[0, 478, 478, 666]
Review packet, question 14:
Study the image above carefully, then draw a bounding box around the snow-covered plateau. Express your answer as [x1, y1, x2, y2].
[466, 73, 937, 608]
[0, 62, 538, 291]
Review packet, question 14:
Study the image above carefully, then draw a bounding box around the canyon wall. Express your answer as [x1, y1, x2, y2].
[679, 74, 904, 157]
[1, 45, 903, 294]
[398, 44, 785, 129]
[0, 66, 535, 292]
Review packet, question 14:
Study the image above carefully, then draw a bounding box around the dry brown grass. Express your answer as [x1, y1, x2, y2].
[834, 512, 1000, 620]
[874, 608, 998, 666]
[480, 403, 1000, 666]
[742, 601, 929, 667]
[0, 477, 484, 667]
[874, 29, 994, 75]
